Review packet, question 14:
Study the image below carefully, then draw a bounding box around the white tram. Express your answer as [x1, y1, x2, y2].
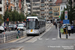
[26, 16, 46, 35]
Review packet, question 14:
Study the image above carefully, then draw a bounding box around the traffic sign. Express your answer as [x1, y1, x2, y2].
[63, 20, 70, 24]
[65, 11, 68, 20]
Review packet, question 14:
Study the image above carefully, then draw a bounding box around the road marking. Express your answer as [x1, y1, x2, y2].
[26, 37, 37, 43]
[46, 38, 49, 40]
[39, 24, 53, 38]
[38, 38, 42, 40]
[57, 26, 60, 39]
[16, 37, 32, 43]
[52, 38, 56, 40]
[9, 36, 27, 43]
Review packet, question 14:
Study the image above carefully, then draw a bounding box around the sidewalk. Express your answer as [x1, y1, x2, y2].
[60, 33, 75, 39]
[58, 26, 75, 39]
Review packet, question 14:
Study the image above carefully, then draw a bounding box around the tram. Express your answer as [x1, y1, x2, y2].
[26, 16, 46, 35]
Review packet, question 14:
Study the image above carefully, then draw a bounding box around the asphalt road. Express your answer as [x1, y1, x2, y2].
[0, 24, 75, 50]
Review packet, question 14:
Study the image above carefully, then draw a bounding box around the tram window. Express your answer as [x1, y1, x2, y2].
[35, 19, 40, 29]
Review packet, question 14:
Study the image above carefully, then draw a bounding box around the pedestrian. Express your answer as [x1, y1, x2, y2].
[71, 24, 74, 34]
[68, 25, 71, 36]
[17, 29, 20, 38]
[55, 22, 57, 29]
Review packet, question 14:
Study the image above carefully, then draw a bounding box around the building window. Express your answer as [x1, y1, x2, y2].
[61, 7, 62, 9]
[33, 0, 40, 2]
[49, 7, 52, 9]
[11, 0, 13, 3]
[49, 3, 53, 6]
[45, 0, 46, 1]
[41, 11, 45, 14]
[0, 8, 2, 11]
[49, 0, 52, 2]
[41, 8, 45, 10]
[41, 4, 45, 6]
[11, 6, 12, 10]
[41, 0, 44, 3]
[49, 11, 52, 14]
[0, 0, 2, 4]
[54, 12, 59, 16]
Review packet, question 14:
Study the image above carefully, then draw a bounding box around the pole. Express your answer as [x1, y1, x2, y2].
[3, 32, 5, 43]
[59, 24, 61, 38]
[66, 24, 68, 39]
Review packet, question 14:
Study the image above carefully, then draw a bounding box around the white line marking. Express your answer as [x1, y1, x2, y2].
[38, 38, 42, 40]
[39, 24, 53, 38]
[58, 26, 60, 39]
[32, 39, 37, 43]
[52, 38, 56, 40]
[46, 38, 49, 40]
[16, 37, 32, 43]
[26, 37, 37, 43]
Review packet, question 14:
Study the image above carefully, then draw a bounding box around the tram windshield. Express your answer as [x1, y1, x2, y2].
[26, 18, 39, 29]
[27, 21, 35, 29]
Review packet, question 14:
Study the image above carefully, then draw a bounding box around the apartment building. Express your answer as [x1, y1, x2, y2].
[29, 0, 54, 20]
[31, 0, 40, 16]
[60, 0, 67, 16]
[5, 0, 15, 11]
[4, 0, 27, 16]
[0, 0, 4, 16]
[52, 5, 60, 19]
[26, 0, 31, 14]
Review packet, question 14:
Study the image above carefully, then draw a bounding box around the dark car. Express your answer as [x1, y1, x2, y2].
[72, 25, 75, 33]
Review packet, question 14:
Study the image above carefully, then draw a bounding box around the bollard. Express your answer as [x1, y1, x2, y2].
[3, 34, 6, 43]
[59, 30, 61, 38]
[66, 34, 68, 39]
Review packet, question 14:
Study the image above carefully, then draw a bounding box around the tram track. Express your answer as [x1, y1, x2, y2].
[9, 24, 53, 43]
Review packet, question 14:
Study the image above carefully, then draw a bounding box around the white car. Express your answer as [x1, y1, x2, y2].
[0, 26, 4, 33]
[17, 24, 26, 31]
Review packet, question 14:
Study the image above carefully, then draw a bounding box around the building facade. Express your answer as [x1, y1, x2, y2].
[4, 0, 27, 16]
[52, 5, 60, 19]
[26, 0, 31, 15]
[5, 0, 15, 11]
[0, 0, 4, 16]
[28, 0, 54, 20]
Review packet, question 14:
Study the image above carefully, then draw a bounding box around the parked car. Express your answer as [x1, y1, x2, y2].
[72, 25, 75, 33]
[17, 24, 26, 31]
[0, 26, 4, 33]
[3, 26, 7, 31]
[8, 24, 17, 30]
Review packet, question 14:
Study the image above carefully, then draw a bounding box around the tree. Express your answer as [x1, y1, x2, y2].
[3, 10, 26, 22]
[0, 15, 3, 25]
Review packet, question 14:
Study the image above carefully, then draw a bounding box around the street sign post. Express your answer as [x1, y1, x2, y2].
[65, 11, 68, 20]
[63, 20, 70, 24]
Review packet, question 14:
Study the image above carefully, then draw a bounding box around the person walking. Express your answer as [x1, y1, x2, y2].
[68, 25, 71, 36]
[71, 25, 74, 34]
[53, 22, 57, 29]
[17, 29, 20, 38]
[55, 22, 57, 29]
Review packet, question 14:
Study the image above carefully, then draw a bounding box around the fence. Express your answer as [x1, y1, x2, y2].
[0, 31, 23, 44]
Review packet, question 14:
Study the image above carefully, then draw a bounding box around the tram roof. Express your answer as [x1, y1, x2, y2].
[27, 16, 45, 20]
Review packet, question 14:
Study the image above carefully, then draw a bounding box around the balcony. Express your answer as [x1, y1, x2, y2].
[26, 2, 30, 5]
[49, 0, 52, 2]
[32, 6, 40, 8]
[49, 3, 53, 6]
[41, 4, 45, 7]
[32, 1, 40, 3]
[28, 7, 31, 9]
[33, 10, 40, 12]
[49, 11, 52, 14]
